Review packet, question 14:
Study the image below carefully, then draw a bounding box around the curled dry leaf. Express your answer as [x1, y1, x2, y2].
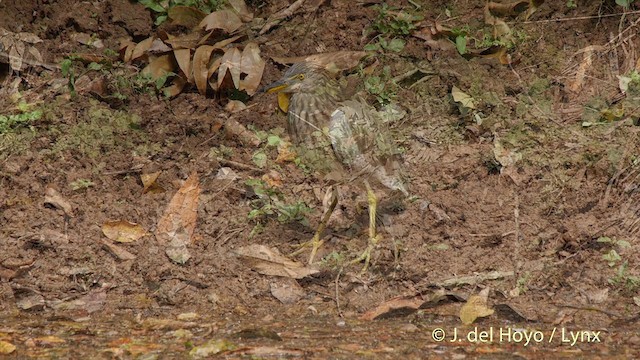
[131, 37, 154, 62]
[102, 220, 147, 243]
[228, 0, 253, 22]
[142, 54, 177, 84]
[218, 47, 242, 90]
[174, 48, 192, 81]
[239, 42, 265, 95]
[199, 9, 243, 33]
[193, 45, 216, 95]
[164, 75, 187, 98]
[168, 5, 206, 28]
[156, 172, 201, 264]
[165, 32, 203, 50]
[148, 38, 172, 54]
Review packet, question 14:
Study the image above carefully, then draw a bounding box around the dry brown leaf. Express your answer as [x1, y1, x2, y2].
[131, 36, 154, 61]
[102, 220, 147, 243]
[210, 34, 244, 50]
[193, 45, 215, 94]
[121, 41, 136, 62]
[174, 48, 192, 81]
[272, 51, 367, 72]
[148, 38, 172, 54]
[460, 288, 494, 325]
[487, 1, 530, 17]
[228, 0, 253, 22]
[0, 341, 16, 355]
[207, 55, 222, 79]
[270, 278, 305, 304]
[142, 54, 177, 82]
[239, 42, 265, 95]
[44, 186, 74, 217]
[235, 244, 319, 279]
[164, 75, 187, 98]
[218, 47, 242, 90]
[156, 172, 201, 264]
[168, 5, 206, 28]
[165, 32, 202, 50]
[141, 171, 165, 194]
[199, 10, 243, 33]
[360, 289, 450, 321]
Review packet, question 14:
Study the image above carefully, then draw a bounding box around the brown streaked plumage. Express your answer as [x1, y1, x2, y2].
[263, 62, 408, 271]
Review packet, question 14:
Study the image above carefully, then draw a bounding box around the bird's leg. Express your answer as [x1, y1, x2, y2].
[291, 186, 338, 264]
[349, 181, 380, 272]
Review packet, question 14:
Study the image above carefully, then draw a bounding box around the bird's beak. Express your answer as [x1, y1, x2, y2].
[258, 79, 288, 94]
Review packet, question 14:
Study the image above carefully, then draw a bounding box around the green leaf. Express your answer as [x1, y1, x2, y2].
[252, 151, 267, 168]
[87, 62, 103, 71]
[386, 38, 405, 52]
[455, 35, 467, 55]
[267, 135, 281, 147]
[139, 0, 166, 13]
[60, 59, 72, 77]
[364, 43, 380, 51]
[155, 14, 168, 25]
[616, 0, 632, 8]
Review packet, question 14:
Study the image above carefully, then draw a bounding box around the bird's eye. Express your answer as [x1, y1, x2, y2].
[296, 74, 305, 80]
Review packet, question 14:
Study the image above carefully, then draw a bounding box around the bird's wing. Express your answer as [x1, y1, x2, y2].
[329, 100, 408, 194]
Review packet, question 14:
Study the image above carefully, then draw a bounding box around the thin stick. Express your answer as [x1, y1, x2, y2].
[259, 0, 308, 35]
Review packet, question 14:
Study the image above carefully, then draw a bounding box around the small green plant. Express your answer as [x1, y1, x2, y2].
[138, 0, 225, 25]
[70, 179, 95, 191]
[598, 237, 639, 292]
[245, 179, 312, 226]
[0, 106, 42, 134]
[60, 58, 77, 97]
[363, 66, 396, 105]
[319, 251, 347, 269]
[566, 0, 577, 8]
[609, 261, 640, 292]
[515, 272, 530, 294]
[365, 4, 422, 53]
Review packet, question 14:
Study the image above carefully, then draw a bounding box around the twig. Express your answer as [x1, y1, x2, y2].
[335, 267, 344, 317]
[513, 195, 521, 276]
[259, 0, 308, 35]
[433, 270, 515, 288]
[216, 157, 261, 173]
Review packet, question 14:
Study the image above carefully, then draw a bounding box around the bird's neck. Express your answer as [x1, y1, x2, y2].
[288, 79, 343, 139]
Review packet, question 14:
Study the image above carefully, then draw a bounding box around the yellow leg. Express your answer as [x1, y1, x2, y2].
[349, 181, 380, 272]
[291, 186, 338, 264]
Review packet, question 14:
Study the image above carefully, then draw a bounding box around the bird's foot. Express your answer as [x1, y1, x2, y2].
[349, 234, 382, 273]
[290, 233, 324, 265]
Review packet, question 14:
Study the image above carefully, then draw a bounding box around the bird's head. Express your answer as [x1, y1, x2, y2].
[261, 62, 326, 95]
